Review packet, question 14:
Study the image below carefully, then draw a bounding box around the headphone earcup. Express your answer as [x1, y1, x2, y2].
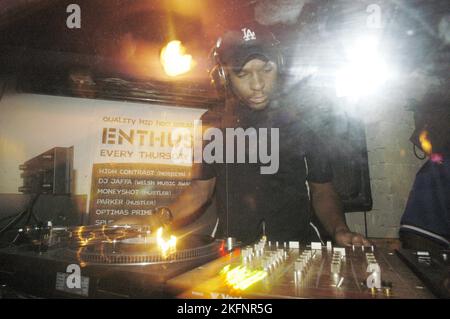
[210, 65, 228, 97]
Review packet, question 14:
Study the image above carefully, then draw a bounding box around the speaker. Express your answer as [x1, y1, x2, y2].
[18, 146, 74, 195]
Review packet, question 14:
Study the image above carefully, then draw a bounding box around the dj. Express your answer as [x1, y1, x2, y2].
[122, 25, 370, 247]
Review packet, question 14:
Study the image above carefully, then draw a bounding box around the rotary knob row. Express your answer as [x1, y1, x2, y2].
[365, 252, 377, 263]
[262, 248, 287, 272]
[294, 249, 314, 274]
[331, 251, 343, 274]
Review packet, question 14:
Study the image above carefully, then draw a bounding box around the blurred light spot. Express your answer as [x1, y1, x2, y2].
[220, 264, 267, 290]
[336, 36, 391, 99]
[431, 153, 443, 164]
[160, 40, 193, 77]
[419, 130, 432, 155]
[156, 227, 177, 258]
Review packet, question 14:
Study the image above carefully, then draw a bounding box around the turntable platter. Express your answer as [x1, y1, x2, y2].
[53, 225, 223, 266]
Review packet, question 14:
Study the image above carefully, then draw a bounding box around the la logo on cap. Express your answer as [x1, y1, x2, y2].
[241, 28, 256, 41]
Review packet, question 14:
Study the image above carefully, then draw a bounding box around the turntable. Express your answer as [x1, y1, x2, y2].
[0, 224, 444, 299]
[0, 225, 224, 298]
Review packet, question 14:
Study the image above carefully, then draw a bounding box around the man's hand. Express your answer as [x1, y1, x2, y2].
[334, 228, 371, 247]
[309, 182, 372, 247]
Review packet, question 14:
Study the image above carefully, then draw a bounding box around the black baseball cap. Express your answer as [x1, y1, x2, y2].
[215, 25, 279, 72]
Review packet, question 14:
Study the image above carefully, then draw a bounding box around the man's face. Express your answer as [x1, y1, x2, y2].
[227, 59, 278, 110]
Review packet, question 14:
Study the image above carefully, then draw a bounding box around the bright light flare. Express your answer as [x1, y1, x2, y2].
[220, 265, 267, 291]
[156, 227, 177, 258]
[160, 40, 193, 77]
[419, 130, 433, 155]
[336, 36, 390, 99]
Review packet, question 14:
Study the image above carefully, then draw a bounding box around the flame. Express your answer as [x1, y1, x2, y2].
[419, 130, 433, 155]
[220, 264, 267, 291]
[156, 227, 177, 258]
[160, 40, 193, 77]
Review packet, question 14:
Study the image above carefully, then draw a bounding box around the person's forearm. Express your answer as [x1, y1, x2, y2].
[114, 179, 215, 227]
[168, 178, 216, 228]
[310, 182, 349, 237]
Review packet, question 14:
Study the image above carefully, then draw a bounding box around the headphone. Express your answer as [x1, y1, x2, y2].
[209, 32, 285, 97]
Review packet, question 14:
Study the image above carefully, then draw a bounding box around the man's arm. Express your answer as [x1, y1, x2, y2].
[168, 177, 216, 228]
[309, 181, 370, 246]
[115, 178, 216, 228]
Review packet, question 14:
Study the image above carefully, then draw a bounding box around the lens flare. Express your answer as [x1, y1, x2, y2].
[336, 36, 390, 99]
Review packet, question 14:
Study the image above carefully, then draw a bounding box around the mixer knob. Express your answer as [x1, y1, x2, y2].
[263, 257, 271, 271]
[333, 247, 346, 257]
[270, 254, 277, 266]
[300, 253, 306, 264]
[294, 260, 303, 273]
[242, 247, 255, 263]
[331, 261, 341, 274]
[302, 254, 309, 264]
[289, 241, 299, 249]
[303, 251, 311, 262]
[297, 257, 305, 269]
[277, 251, 284, 263]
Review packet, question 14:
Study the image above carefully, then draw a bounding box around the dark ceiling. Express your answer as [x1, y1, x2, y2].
[0, 0, 448, 85]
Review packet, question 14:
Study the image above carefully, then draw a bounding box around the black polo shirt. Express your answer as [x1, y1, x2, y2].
[194, 98, 332, 244]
